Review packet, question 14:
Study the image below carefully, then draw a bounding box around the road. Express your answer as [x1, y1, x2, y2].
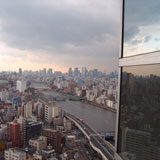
[67, 113, 115, 160]
[76, 141, 92, 160]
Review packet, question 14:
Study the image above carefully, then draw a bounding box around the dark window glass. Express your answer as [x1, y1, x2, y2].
[118, 64, 160, 160]
[123, 0, 160, 57]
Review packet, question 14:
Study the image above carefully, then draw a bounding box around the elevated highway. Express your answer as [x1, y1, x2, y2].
[37, 93, 117, 160]
[66, 113, 116, 160]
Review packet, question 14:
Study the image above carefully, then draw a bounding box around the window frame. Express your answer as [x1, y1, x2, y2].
[115, 0, 160, 158]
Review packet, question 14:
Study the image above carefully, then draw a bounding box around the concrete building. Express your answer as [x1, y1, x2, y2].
[81, 67, 87, 77]
[23, 120, 42, 143]
[22, 101, 32, 118]
[64, 118, 72, 131]
[42, 128, 62, 153]
[16, 80, 27, 92]
[29, 136, 47, 150]
[0, 89, 9, 101]
[5, 148, 26, 160]
[52, 106, 59, 118]
[19, 68, 22, 76]
[45, 104, 59, 123]
[45, 104, 53, 123]
[7, 119, 21, 147]
[65, 135, 76, 149]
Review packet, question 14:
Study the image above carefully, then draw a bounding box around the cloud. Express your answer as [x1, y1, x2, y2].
[124, 26, 140, 42]
[144, 35, 151, 43]
[131, 39, 142, 45]
[124, 0, 160, 43]
[0, 0, 120, 71]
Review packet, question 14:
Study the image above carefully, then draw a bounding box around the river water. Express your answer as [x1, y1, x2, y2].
[41, 91, 116, 133]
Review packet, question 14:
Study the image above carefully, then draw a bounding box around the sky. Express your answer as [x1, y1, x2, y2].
[0, 0, 120, 73]
[124, 0, 160, 57]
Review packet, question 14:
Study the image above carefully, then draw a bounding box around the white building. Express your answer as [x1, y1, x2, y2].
[64, 118, 72, 131]
[23, 101, 32, 118]
[52, 106, 59, 118]
[106, 99, 114, 108]
[0, 89, 9, 101]
[29, 136, 47, 150]
[5, 148, 26, 160]
[45, 104, 59, 123]
[16, 80, 27, 92]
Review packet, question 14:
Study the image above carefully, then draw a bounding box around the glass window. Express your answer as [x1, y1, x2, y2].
[123, 0, 160, 57]
[118, 64, 160, 160]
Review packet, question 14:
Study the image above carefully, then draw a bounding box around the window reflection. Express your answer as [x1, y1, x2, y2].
[119, 64, 160, 160]
[123, 0, 160, 57]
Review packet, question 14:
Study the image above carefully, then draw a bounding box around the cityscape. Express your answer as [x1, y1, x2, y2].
[0, 67, 118, 160]
[0, 0, 160, 160]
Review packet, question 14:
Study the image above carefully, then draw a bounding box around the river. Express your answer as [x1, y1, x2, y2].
[41, 90, 116, 134]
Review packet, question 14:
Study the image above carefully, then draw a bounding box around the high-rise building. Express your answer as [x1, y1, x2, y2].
[68, 68, 72, 77]
[16, 80, 27, 92]
[45, 104, 59, 123]
[22, 102, 32, 118]
[43, 68, 46, 75]
[42, 128, 62, 153]
[18, 68, 22, 76]
[7, 119, 21, 147]
[116, 1, 160, 160]
[47, 68, 53, 75]
[74, 67, 79, 76]
[22, 120, 42, 143]
[81, 67, 87, 77]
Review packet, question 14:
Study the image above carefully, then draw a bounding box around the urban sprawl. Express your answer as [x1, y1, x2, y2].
[0, 67, 118, 160]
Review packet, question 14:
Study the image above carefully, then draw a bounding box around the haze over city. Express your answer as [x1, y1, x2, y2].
[0, 0, 120, 72]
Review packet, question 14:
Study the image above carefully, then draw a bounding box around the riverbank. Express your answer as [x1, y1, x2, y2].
[50, 89, 117, 113]
[82, 100, 117, 113]
[40, 90, 116, 133]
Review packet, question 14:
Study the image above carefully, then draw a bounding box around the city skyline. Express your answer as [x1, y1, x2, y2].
[0, 0, 120, 72]
[0, 66, 118, 74]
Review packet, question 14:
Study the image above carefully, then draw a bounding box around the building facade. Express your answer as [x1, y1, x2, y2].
[116, 0, 160, 160]
[5, 148, 26, 160]
[42, 128, 62, 153]
[29, 136, 47, 150]
[45, 104, 59, 123]
[22, 102, 32, 118]
[7, 119, 21, 147]
[16, 80, 27, 92]
[23, 120, 42, 143]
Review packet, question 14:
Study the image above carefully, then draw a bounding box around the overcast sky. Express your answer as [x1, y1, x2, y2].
[0, 0, 120, 72]
[124, 0, 160, 56]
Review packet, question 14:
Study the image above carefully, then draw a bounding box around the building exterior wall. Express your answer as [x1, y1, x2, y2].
[16, 80, 27, 92]
[42, 129, 62, 153]
[7, 120, 21, 147]
[29, 136, 47, 150]
[5, 148, 26, 160]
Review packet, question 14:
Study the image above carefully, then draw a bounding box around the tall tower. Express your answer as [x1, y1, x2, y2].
[18, 68, 22, 76]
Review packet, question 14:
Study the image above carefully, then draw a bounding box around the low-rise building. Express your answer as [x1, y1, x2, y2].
[29, 136, 47, 151]
[5, 148, 26, 160]
[65, 135, 76, 149]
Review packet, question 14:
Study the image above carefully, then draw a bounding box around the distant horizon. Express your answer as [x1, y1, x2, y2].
[0, 0, 120, 73]
[0, 67, 118, 74]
